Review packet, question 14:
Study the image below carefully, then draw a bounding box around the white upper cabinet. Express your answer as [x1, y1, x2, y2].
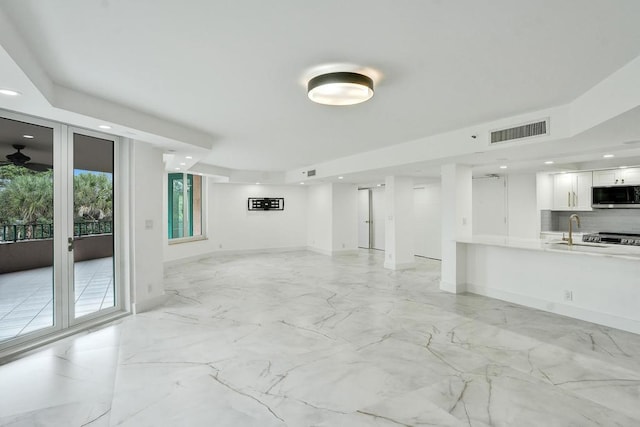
[553, 171, 592, 211]
[593, 167, 640, 186]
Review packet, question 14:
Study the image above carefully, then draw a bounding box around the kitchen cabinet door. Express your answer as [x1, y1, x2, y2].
[573, 171, 592, 210]
[592, 169, 619, 186]
[553, 173, 573, 210]
[552, 172, 592, 211]
[622, 167, 640, 185]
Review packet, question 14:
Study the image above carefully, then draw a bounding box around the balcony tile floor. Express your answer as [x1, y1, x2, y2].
[0, 257, 114, 341]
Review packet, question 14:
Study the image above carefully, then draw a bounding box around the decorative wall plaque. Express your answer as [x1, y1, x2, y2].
[248, 198, 284, 211]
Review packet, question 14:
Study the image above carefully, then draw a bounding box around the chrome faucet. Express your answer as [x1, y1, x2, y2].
[567, 214, 581, 246]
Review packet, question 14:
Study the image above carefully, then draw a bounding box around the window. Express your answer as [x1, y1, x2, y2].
[168, 173, 202, 240]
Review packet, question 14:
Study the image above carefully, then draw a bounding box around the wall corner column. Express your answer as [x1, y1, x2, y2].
[440, 164, 472, 293]
[384, 176, 415, 270]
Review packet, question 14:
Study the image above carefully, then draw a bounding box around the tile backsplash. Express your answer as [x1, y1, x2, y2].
[541, 209, 640, 233]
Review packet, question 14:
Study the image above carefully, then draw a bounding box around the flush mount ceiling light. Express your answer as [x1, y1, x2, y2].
[307, 72, 374, 106]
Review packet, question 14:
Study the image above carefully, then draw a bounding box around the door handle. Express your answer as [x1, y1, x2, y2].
[567, 192, 570, 207]
[365, 220, 370, 223]
[573, 191, 576, 207]
[68, 237, 74, 252]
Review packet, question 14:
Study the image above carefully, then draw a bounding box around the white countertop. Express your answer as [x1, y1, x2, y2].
[458, 235, 640, 261]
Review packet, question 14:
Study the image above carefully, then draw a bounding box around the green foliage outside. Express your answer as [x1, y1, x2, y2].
[0, 165, 113, 225]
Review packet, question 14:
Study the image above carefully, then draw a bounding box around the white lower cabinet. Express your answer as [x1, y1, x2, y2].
[553, 172, 592, 210]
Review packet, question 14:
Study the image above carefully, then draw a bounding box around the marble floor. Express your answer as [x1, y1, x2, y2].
[1, 250, 639, 426]
[0, 257, 115, 341]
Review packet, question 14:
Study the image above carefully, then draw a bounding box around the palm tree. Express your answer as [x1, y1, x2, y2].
[0, 170, 53, 225]
[74, 172, 113, 221]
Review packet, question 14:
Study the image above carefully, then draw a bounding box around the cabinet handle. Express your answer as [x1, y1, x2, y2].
[621, 178, 625, 184]
[615, 179, 619, 184]
[567, 192, 570, 206]
[573, 192, 576, 207]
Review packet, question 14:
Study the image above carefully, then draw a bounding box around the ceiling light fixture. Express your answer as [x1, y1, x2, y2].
[300, 182, 305, 185]
[98, 125, 112, 130]
[603, 154, 615, 158]
[544, 161, 554, 165]
[23, 135, 34, 139]
[499, 165, 508, 169]
[185, 156, 193, 159]
[307, 72, 374, 106]
[0, 89, 21, 96]
[338, 176, 344, 180]
[179, 162, 186, 166]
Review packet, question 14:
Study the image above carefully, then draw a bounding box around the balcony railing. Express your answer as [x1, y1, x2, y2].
[0, 221, 113, 243]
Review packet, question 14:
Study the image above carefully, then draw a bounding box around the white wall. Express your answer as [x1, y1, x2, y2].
[307, 184, 332, 254]
[414, 184, 441, 259]
[331, 184, 358, 252]
[164, 182, 307, 262]
[371, 187, 386, 250]
[130, 141, 165, 311]
[472, 174, 538, 239]
[473, 177, 507, 236]
[507, 174, 538, 238]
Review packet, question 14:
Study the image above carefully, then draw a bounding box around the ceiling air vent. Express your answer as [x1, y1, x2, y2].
[307, 169, 316, 177]
[490, 119, 548, 144]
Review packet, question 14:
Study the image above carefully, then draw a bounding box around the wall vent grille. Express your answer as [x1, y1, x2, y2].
[307, 169, 316, 177]
[490, 119, 548, 144]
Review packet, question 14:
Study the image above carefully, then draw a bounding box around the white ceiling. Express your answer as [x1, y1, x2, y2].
[1, 1, 640, 180]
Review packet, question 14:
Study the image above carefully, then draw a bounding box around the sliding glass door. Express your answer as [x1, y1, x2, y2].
[0, 115, 56, 343]
[0, 111, 123, 352]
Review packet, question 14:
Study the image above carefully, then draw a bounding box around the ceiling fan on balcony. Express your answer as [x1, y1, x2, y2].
[0, 144, 52, 172]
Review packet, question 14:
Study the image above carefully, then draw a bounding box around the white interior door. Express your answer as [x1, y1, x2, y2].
[371, 187, 386, 250]
[414, 184, 442, 259]
[357, 189, 371, 248]
[473, 176, 507, 236]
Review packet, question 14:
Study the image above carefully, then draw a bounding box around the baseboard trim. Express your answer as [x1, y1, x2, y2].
[132, 294, 169, 314]
[466, 284, 640, 335]
[383, 261, 415, 270]
[164, 246, 308, 267]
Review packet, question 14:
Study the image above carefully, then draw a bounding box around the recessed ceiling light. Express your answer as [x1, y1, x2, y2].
[0, 89, 21, 96]
[179, 162, 186, 166]
[23, 135, 34, 139]
[300, 182, 305, 185]
[377, 184, 382, 187]
[499, 165, 508, 169]
[561, 171, 567, 174]
[307, 72, 374, 106]
[544, 161, 554, 165]
[185, 156, 193, 159]
[98, 125, 112, 130]
[338, 176, 344, 180]
[603, 154, 615, 158]
[619, 166, 628, 169]
[175, 167, 180, 170]
[256, 182, 260, 185]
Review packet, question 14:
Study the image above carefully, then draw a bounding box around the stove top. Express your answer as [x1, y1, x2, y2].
[583, 232, 640, 246]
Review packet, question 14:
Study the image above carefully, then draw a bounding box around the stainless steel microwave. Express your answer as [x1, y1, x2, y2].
[592, 185, 640, 208]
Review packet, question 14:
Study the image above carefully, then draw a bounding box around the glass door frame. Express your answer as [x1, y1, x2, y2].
[0, 110, 127, 355]
[66, 126, 124, 327]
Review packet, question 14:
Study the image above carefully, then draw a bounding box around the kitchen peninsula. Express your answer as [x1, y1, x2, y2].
[458, 235, 640, 335]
